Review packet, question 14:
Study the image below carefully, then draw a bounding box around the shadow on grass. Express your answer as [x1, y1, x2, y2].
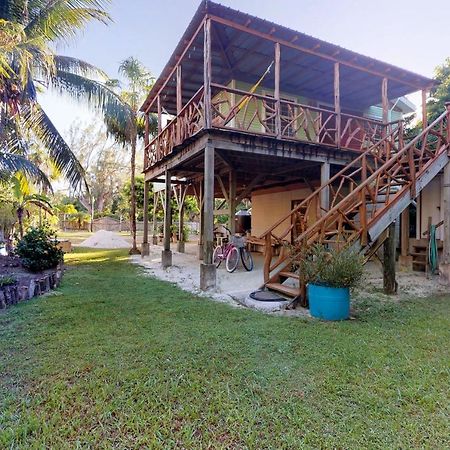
[64, 248, 129, 267]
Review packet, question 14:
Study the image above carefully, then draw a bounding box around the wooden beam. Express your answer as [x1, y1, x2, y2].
[422, 89, 428, 129]
[274, 42, 281, 138]
[382, 77, 389, 124]
[334, 62, 341, 147]
[204, 18, 212, 129]
[229, 169, 237, 233]
[400, 208, 409, 257]
[236, 173, 265, 203]
[176, 64, 182, 114]
[157, 95, 162, 133]
[143, 17, 206, 113]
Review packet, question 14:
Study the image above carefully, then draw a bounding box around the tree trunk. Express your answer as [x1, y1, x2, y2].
[129, 122, 140, 255]
[383, 222, 398, 294]
[17, 208, 24, 239]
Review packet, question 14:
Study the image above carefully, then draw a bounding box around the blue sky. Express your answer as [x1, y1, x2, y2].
[40, 0, 450, 135]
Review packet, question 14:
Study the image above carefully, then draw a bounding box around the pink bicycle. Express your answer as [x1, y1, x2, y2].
[212, 229, 253, 273]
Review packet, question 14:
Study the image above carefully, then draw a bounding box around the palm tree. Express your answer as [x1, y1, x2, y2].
[1, 175, 53, 238]
[103, 57, 156, 254]
[0, 0, 123, 190]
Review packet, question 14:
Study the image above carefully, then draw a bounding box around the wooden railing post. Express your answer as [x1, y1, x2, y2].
[176, 64, 182, 144]
[382, 77, 389, 158]
[446, 102, 450, 143]
[263, 234, 272, 283]
[144, 113, 149, 169]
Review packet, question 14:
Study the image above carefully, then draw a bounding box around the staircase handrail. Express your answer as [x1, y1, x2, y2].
[259, 111, 447, 243]
[258, 123, 401, 240]
[295, 110, 449, 250]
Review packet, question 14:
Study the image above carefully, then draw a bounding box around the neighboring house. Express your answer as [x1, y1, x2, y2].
[140, 1, 450, 301]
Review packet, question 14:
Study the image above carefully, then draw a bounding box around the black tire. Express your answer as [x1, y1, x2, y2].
[225, 246, 239, 273]
[213, 245, 223, 268]
[240, 247, 254, 271]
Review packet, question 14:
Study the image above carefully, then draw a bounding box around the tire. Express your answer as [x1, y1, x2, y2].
[225, 246, 239, 273]
[240, 247, 254, 271]
[213, 245, 223, 268]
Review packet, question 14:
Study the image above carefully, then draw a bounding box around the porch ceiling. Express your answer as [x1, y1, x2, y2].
[142, 1, 435, 115]
[168, 149, 324, 199]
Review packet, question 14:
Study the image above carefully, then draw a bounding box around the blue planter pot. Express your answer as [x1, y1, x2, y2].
[308, 284, 350, 321]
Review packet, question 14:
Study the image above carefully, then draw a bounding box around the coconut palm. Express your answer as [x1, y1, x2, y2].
[0, 0, 125, 190]
[102, 57, 156, 254]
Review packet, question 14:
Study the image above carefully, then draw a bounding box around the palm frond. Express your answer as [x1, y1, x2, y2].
[53, 55, 108, 80]
[51, 69, 133, 136]
[0, 150, 52, 191]
[21, 102, 86, 190]
[25, 0, 111, 44]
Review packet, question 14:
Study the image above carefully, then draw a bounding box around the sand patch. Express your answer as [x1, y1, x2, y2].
[80, 230, 130, 249]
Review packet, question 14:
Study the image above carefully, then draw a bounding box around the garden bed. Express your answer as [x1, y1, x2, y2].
[0, 255, 63, 309]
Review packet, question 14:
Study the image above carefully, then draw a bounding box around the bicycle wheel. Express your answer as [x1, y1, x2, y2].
[213, 245, 223, 268]
[240, 247, 254, 271]
[225, 246, 239, 273]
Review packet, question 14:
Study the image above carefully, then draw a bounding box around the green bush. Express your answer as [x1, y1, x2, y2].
[16, 227, 63, 272]
[294, 244, 364, 289]
[0, 276, 17, 287]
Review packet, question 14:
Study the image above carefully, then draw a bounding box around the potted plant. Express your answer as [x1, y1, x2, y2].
[295, 244, 364, 320]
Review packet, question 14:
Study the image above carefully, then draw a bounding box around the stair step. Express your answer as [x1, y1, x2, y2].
[266, 283, 299, 298]
[410, 252, 426, 257]
[413, 260, 427, 266]
[279, 271, 300, 280]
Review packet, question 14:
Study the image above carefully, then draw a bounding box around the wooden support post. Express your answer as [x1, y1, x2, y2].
[383, 221, 397, 294]
[157, 95, 162, 132]
[200, 143, 216, 290]
[161, 170, 172, 268]
[399, 208, 412, 269]
[334, 62, 341, 147]
[441, 162, 450, 282]
[152, 191, 158, 245]
[144, 114, 149, 169]
[176, 186, 187, 253]
[228, 169, 237, 233]
[320, 162, 330, 216]
[422, 89, 428, 130]
[203, 19, 212, 129]
[274, 42, 281, 138]
[141, 180, 150, 256]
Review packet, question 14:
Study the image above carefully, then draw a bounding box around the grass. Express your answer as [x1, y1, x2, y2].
[1, 248, 449, 448]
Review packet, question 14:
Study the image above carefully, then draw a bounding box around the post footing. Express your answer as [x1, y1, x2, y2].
[200, 263, 216, 290]
[399, 255, 413, 270]
[177, 241, 185, 253]
[141, 242, 150, 257]
[161, 250, 172, 268]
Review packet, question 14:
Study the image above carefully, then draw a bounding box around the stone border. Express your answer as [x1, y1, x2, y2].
[0, 265, 63, 310]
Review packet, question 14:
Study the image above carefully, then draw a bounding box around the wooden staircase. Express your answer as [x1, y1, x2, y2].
[259, 107, 450, 306]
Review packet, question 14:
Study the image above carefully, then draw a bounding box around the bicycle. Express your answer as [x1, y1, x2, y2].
[212, 228, 253, 273]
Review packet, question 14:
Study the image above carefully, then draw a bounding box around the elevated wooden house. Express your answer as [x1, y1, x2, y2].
[140, 1, 450, 301]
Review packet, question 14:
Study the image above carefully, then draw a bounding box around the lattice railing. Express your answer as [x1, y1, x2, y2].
[260, 108, 449, 285]
[144, 87, 204, 169]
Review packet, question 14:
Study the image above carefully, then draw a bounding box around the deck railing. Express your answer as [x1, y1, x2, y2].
[145, 83, 403, 168]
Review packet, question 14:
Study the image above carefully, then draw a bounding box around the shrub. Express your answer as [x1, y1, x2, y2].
[0, 276, 17, 287]
[16, 226, 64, 272]
[293, 243, 364, 289]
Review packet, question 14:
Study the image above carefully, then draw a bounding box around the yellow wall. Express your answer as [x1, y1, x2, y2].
[251, 186, 317, 237]
[418, 175, 443, 240]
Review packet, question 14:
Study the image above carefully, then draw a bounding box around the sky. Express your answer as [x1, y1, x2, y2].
[40, 0, 450, 137]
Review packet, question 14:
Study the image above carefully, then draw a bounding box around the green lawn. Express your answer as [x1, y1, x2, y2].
[1, 249, 449, 448]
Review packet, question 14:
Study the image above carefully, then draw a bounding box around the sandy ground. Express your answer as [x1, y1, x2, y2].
[79, 230, 130, 249]
[133, 242, 450, 316]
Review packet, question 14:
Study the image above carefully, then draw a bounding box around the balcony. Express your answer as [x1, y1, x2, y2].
[144, 84, 402, 171]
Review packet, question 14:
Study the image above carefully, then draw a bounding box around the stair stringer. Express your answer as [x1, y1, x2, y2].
[368, 152, 449, 243]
